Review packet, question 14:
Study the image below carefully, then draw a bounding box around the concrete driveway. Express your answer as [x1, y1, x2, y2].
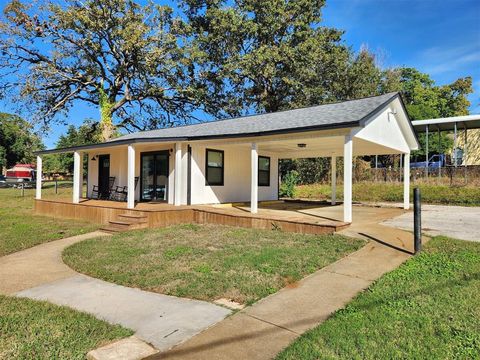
[382, 204, 480, 242]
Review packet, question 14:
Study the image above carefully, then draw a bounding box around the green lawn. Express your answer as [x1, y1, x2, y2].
[277, 236, 480, 359]
[63, 224, 365, 305]
[295, 182, 480, 206]
[0, 185, 96, 256]
[0, 295, 132, 359]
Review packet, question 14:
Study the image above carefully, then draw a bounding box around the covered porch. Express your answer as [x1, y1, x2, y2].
[34, 93, 418, 224]
[35, 132, 413, 225]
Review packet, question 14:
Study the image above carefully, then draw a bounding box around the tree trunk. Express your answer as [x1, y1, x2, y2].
[100, 111, 114, 141]
[99, 89, 115, 141]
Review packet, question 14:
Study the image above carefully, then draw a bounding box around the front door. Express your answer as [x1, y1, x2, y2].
[140, 151, 169, 201]
[98, 154, 110, 198]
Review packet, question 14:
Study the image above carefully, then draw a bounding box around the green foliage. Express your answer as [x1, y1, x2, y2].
[280, 170, 300, 198]
[0, 0, 208, 139]
[385, 68, 472, 157]
[184, 0, 386, 115]
[277, 237, 480, 359]
[44, 119, 102, 173]
[0, 112, 42, 171]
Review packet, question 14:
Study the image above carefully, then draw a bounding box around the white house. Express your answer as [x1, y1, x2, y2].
[35, 92, 419, 223]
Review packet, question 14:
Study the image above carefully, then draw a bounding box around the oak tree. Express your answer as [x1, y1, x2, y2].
[0, 0, 209, 140]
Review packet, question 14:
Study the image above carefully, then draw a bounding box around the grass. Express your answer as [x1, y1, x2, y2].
[295, 182, 480, 206]
[277, 236, 480, 359]
[0, 295, 133, 359]
[0, 185, 96, 256]
[63, 224, 365, 305]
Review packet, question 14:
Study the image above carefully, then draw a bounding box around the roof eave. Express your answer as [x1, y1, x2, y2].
[34, 122, 361, 155]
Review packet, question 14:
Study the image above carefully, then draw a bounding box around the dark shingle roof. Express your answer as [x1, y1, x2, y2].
[35, 92, 402, 155]
[112, 92, 399, 142]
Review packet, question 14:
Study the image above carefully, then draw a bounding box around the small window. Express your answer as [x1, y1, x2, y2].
[206, 149, 224, 186]
[258, 156, 270, 186]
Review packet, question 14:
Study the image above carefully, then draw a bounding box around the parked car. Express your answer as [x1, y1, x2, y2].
[0, 175, 10, 188]
[410, 154, 448, 169]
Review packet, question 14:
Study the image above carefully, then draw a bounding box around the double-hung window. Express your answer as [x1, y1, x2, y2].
[258, 156, 270, 186]
[206, 149, 224, 186]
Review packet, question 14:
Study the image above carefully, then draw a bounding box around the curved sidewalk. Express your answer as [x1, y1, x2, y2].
[0, 232, 230, 351]
[0, 231, 106, 295]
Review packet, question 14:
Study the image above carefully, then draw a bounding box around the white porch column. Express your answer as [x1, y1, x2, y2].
[127, 144, 136, 209]
[174, 142, 182, 206]
[251, 143, 258, 214]
[73, 151, 81, 204]
[35, 155, 42, 199]
[331, 156, 337, 205]
[403, 153, 410, 210]
[343, 135, 353, 223]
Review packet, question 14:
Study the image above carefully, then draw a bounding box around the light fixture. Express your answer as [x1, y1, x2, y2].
[297, 143, 307, 148]
[91, 155, 97, 161]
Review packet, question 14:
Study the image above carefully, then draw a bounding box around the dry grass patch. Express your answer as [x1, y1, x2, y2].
[63, 224, 365, 305]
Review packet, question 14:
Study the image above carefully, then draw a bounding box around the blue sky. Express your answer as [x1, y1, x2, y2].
[1, 0, 479, 148]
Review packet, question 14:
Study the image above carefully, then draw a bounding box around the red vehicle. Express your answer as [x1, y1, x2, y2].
[5, 164, 37, 185]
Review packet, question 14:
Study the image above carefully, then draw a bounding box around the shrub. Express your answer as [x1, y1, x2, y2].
[280, 170, 300, 198]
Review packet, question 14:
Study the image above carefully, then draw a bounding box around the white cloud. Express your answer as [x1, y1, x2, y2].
[418, 43, 480, 75]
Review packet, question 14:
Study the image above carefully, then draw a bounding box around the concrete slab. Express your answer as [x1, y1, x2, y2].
[16, 274, 231, 351]
[323, 241, 410, 281]
[244, 270, 371, 334]
[213, 298, 245, 310]
[382, 204, 480, 242]
[153, 313, 298, 360]
[87, 336, 158, 360]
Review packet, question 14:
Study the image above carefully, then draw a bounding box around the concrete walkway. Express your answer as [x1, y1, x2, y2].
[0, 231, 107, 294]
[16, 274, 230, 350]
[147, 241, 410, 360]
[382, 204, 480, 242]
[0, 232, 230, 351]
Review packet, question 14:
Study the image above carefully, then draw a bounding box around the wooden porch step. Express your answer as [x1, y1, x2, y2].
[99, 225, 126, 234]
[109, 219, 148, 230]
[118, 213, 148, 223]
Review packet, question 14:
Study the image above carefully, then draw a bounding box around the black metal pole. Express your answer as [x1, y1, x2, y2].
[55, 179, 58, 194]
[413, 187, 422, 254]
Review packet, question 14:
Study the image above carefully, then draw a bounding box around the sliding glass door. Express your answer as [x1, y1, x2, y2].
[140, 151, 169, 201]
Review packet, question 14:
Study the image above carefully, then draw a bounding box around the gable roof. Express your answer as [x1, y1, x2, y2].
[112, 92, 400, 142]
[36, 92, 416, 155]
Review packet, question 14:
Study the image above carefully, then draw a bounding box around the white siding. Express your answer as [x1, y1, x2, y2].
[190, 144, 278, 204]
[354, 106, 410, 153]
[86, 142, 278, 205]
[87, 144, 173, 201]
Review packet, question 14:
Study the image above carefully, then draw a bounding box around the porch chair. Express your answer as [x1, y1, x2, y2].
[90, 176, 116, 199]
[109, 185, 126, 201]
[112, 177, 139, 202]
